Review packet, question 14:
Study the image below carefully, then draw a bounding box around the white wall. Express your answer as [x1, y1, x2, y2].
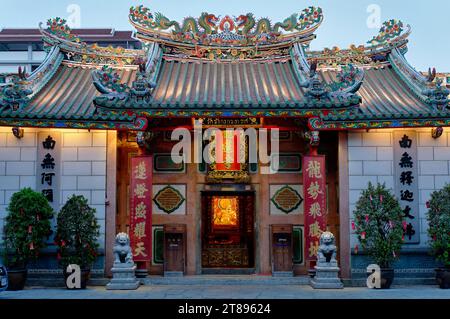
[348, 128, 450, 250]
[0, 127, 107, 249]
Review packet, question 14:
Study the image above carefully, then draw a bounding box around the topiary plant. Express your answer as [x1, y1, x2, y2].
[353, 182, 405, 268]
[3, 188, 54, 269]
[54, 195, 100, 269]
[427, 184, 450, 268]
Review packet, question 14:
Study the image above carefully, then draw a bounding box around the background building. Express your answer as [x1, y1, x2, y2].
[0, 28, 141, 74]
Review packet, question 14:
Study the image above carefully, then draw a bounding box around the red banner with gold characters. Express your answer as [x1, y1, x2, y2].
[129, 156, 152, 262]
[303, 155, 327, 268]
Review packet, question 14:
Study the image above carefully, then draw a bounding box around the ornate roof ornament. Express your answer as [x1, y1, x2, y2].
[93, 44, 162, 112]
[303, 62, 328, 100]
[129, 5, 323, 60]
[309, 19, 411, 68]
[422, 78, 450, 111]
[40, 18, 143, 66]
[129, 63, 155, 103]
[92, 66, 129, 94]
[302, 62, 364, 102]
[368, 19, 405, 46]
[93, 62, 155, 109]
[46, 18, 81, 43]
[327, 64, 365, 94]
[292, 44, 364, 107]
[0, 67, 33, 112]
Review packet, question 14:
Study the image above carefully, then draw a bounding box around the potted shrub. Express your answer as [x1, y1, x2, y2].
[54, 195, 100, 289]
[427, 184, 450, 289]
[2, 188, 53, 290]
[353, 183, 405, 289]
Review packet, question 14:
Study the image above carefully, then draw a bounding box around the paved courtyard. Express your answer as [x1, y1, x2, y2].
[1, 285, 450, 299]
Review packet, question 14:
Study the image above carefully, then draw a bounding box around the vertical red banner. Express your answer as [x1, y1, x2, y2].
[129, 156, 152, 263]
[303, 155, 327, 269]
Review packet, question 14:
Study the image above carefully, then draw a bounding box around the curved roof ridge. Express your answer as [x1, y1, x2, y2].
[309, 20, 411, 68]
[40, 18, 144, 67]
[129, 5, 323, 49]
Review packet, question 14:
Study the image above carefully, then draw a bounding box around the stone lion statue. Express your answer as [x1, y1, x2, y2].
[113, 233, 133, 265]
[317, 231, 337, 266]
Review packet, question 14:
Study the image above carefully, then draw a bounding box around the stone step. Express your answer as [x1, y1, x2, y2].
[26, 275, 439, 287]
[141, 275, 311, 286]
[344, 278, 438, 287]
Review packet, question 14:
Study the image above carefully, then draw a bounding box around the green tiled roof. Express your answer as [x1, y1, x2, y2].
[1, 51, 448, 130]
[321, 66, 438, 121]
[94, 59, 361, 112]
[0, 64, 147, 130]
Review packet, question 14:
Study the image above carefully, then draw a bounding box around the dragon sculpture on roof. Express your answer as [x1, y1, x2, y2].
[129, 5, 323, 46]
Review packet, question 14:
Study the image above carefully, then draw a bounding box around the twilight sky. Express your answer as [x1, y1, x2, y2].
[0, 0, 448, 71]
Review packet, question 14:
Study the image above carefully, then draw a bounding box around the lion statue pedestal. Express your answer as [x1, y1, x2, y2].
[106, 233, 140, 290]
[310, 232, 344, 289]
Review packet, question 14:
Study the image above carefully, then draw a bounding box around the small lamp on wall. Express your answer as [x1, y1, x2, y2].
[12, 127, 24, 139]
[432, 127, 444, 139]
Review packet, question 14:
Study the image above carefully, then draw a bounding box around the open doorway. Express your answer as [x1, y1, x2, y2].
[201, 191, 255, 270]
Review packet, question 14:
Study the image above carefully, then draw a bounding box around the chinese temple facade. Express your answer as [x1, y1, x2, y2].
[0, 6, 449, 284]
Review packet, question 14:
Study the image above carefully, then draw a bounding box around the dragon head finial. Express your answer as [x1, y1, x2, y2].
[207, 13, 219, 25]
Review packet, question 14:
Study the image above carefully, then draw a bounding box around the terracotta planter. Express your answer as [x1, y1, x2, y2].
[7, 268, 27, 291]
[63, 268, 91, 289]
[436, 268, 450, 289]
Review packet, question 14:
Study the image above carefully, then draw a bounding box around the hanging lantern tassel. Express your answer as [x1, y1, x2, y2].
[361, 232, 366, 240]
[351, 221, 356, 231]
[29, 242, 34, 250]
[354, 244, 359, 254]
[365, 215, 369, 223]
